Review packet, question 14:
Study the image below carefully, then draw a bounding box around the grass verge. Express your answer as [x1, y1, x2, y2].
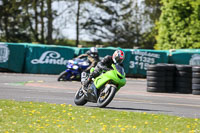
[0, 100, 199, 133]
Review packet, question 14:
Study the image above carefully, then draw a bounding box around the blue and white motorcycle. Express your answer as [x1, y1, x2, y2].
[57, 58, 90, 81]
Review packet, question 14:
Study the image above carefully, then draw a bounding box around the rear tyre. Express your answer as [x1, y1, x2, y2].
[74, 87, 87, 106]
[97, 86, 116, 108]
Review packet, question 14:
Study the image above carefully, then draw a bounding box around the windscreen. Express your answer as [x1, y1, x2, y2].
[115, 64, 125, 76]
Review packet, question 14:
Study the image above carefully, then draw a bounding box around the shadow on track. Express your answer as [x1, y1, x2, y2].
[106, 106, 171, 113]
[87, 106, 171, 113]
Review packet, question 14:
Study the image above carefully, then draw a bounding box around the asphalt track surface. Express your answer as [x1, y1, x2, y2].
[0, 72, 200, 118]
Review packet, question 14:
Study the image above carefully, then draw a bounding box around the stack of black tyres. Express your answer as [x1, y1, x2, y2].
[146, 64, 166, 92]
[175, 65, 192, 94]
[165, 64, 176, 93]
[192, 66, 200, 95]
[146, 64, 176, 93]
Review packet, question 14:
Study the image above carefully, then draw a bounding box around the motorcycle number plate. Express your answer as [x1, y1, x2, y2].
[81, 72, 87, 78]
[81, 72, 87, 82]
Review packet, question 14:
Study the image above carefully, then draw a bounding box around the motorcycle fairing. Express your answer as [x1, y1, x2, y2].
[94, 70, 126, 90]
[85, 83, 98, 103]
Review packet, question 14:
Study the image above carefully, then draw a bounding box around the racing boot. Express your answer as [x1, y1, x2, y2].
[83, 77, 92, 91]
[83, 71, 97, 91]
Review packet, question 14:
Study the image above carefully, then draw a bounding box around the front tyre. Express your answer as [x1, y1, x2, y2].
[97, 86, 116, 108]
[57, 71, 72, 81]
[74, 87, 87, 106]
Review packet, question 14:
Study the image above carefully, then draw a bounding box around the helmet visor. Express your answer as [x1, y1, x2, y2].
[115, 56, 124, 64]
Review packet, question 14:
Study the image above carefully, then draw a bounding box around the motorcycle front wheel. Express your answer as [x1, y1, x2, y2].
[57, 71, 70, 81]
[74, 87, 87, 106]
[97, 85, 116, 108]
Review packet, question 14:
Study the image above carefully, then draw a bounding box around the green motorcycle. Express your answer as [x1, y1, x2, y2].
[74, 64, 126, 108]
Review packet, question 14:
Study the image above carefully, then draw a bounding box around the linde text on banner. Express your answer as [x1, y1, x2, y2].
[31, 51, 68, 65]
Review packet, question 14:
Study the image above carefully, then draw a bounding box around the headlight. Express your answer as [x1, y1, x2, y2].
[73, 65, 79, 70]
[68, 60, 74, 64]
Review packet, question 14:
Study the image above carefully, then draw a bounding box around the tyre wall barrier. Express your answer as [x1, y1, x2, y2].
[0, 43, 188, 76]
[147, 64, 200, 95]
[0, 42, 76, 74]
[146, 64, 166, 92]
[175, 65, 192, 94]
[76, 47, 119, 57]
[123, 49, 169, 76]
[0, 42, 26, 73]
[1, 42, 199, 76]
[146, 64, 176, 93]
[24, 43, 75, 74]
[192, 66, 200, 95]
[76, 48, 169, 75]
[169, 49, 200, 65]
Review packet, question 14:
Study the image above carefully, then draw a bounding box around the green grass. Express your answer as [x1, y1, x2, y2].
[0, 100, 199, 133]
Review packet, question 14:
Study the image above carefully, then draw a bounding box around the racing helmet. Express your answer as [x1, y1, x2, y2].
[89, 47, 98, 58]
[112, 50, 125, 64]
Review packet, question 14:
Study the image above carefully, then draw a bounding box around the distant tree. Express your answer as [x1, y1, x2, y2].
[155, 0, 200, 50]
[40, 0, 45, 43]
[143, 0, 161, 23]
[0, 0, 58, 44]
[0, 0, 166, 49]
[136, 0, 162, 49]
[78, 0, 161, 49]
[81, 0, 144, 48]
[140, 27, 157, 49]
[75, 0, 94, 46]
[47, 0, 53, 44]
[0, 0, 32, 42]
[33, 0, 39, 42]
[24, 0, 40, 42]
[76, 0, 81, 46]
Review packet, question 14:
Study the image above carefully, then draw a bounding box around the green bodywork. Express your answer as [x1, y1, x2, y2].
[93, 64, 126, 90]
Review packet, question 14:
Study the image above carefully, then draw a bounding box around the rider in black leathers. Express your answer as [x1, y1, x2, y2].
[83, 50, 125, 88]
[76, 47, 99, 73]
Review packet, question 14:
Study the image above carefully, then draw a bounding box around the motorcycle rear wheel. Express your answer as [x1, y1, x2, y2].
[97, 86, 116, 108]
[74, 87, 87, 106]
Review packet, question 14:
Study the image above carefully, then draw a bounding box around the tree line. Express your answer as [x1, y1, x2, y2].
[0, 0, 199, 49]
[0, 0, 54, 44]
[156, 0, 200, 49]
[0, 0, 160, 49]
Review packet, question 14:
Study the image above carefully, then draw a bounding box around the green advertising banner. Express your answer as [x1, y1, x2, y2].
[169, 49, 200, 65]
[77, 47, 120, 58]
[123, 49, 168, 75]
[76, 47, 168, 76]
[0, 42, 171, 76]
[75, 47, 168, 76]
[98, 47, 119, 57]
[24, 44, 75, 74]
[0, 42, 26, 72]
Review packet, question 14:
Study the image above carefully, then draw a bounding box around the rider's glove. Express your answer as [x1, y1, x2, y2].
[103, 67, 111, 71]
